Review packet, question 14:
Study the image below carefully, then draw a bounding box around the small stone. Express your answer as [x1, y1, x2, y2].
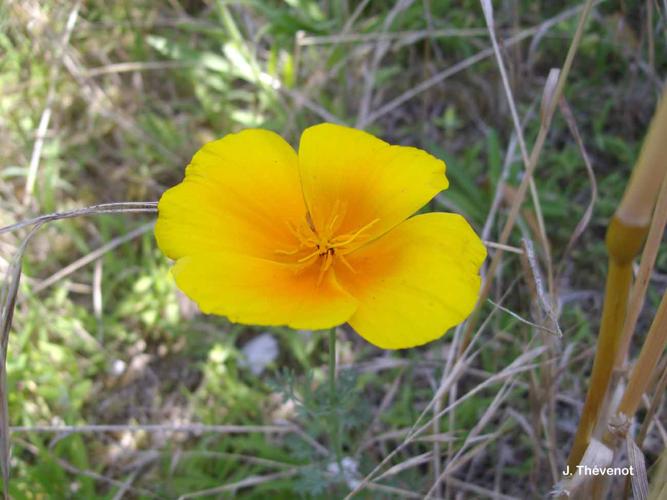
[241, 333, 279, 375]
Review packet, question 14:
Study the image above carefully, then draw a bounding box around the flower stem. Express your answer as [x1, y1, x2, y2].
[329, 327, 337, 407]
[328, 327, 343, 474]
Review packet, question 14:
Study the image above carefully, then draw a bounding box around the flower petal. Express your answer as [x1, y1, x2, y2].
[335, 213, 486, 349]
[155, 129, 306, 261]
[172, 252, 358, 330]
[298, 123, 448, 242]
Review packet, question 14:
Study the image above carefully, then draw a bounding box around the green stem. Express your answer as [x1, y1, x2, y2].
[328, 327, 343, 473]
[329, 327, 337, 405]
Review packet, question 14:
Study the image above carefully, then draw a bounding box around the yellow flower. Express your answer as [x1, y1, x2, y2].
[155, 123, 486, 349]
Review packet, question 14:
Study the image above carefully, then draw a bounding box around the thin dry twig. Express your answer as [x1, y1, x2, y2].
[10, 423, 296, 434]
[31, 222, 154, 294]
[481, 133, 519, 242]
[84, 60, 195, 77]
[15, 436, 159, 498]
[280, 85, 346, 124]
[167, 450, 297, 472]
[636, 359, 667, 447]
[428, 279, 521, 497]
[23, 2, 81, 206]
[460, 0, 597, 351]
[520, 239, 562, 336]
[0, 203, 151, 493]
[425, 380, 516, 498]
[358, 1, 601, 128]
[409, 277, 525, 443]
[0, 202, 158, 235]
[345, 339, 547, 498]
[442, 476, 520, 500]
[356, 0, 415, 127]
[556, 98, 598, 272]
[0, 223, 44, 496]
[483, 241, 524, 254]
[433, 426, 511, 493]
[297, 28, 488, 45]
[366, 481, 441, 499]
[617, 290, 667, 419]
[616, 169, 667, 368]
[518, 237, 561, 481]
[355, 369, 404, 458]
[375, 451, 433, 481]
[177, 469, 298, 499]
[480, 0, 553, 291]
[487, 299, 559, 335]
[419, 346, 544, 443]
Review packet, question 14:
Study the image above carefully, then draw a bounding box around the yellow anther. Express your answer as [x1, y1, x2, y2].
[279, 210, 377, 279]
[331, 218, 380, 249]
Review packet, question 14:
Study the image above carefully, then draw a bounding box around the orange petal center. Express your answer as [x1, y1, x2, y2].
[275, 200, 379, 284]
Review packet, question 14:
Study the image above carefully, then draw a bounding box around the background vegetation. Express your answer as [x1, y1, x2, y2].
[0, 0, 665, 498]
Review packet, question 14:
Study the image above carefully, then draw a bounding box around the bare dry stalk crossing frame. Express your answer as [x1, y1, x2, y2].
[566, 86, 667, 471]
[0, 202, 158, 493]
[459, 0, 597, 353]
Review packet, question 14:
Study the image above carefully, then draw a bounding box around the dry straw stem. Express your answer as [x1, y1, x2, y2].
[297, 28, 488, 45]
[30, 222, 154, 295]
[23, 1, 81, 206]
[635, 360, 667, 448]
[0, 202, 157, 493]
[480, 0, 553, 299]
[517, 238, 560, 481]
[356, 0, 415, 127]
[519, 238, 561, 336]
[0, 223, 43, 498]
[177, 469, 299, 499]
[649, 448, 667, 500]
[616, 86, 667, 227]
[16, 437, 159, 498]
[564, 221, 640, 469]
[566, 87, 667, 469]
[425, 380, 516, 498]
[357, 1, 598, 128]
[615, 104, 667, 368]
[616, 290, 667, 420]
[0, 202, 158, 236]
[9, 423, 296, 435]
[556, 97, 598, 275]
[459, 0, 597, 352]
[345, 341, 548, 498]
[480, 23, 562, 480]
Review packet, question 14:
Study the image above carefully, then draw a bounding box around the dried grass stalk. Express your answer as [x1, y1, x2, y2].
[615, 168, 667, 369]
[648, 448, 667, 500]
[566, 87, 667, 470]
[616, 87, 667, 227]
[617, 291, 667, 419]
[0, 202, 157, 493]
[565, 218, 643, 468]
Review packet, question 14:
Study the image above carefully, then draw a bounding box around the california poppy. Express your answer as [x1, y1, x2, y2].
[155, 123, 485, 349]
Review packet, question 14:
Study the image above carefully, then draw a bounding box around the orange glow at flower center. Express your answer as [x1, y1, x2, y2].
[276, 201, 379, 283]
